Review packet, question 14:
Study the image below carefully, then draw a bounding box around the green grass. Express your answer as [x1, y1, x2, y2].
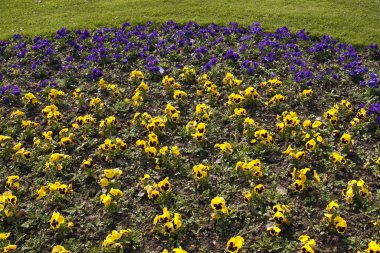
[0, 0, 379, 46]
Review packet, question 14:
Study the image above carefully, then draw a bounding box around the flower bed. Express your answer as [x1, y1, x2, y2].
[0, 21, 379, 253]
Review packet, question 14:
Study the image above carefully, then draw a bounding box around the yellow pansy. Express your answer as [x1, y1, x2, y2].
[3, 245, 17, 252]
[210, 196, 228, 214]
[267, 226, 281, 236]
[50, 211, 65, 230]
[109, 188, 123, 197]
[0, 232, 10, 240]
[100, 194, 112, 207]
[226, 236, 244, 253]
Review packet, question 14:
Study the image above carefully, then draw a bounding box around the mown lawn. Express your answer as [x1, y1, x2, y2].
[1, 0, 380, 46]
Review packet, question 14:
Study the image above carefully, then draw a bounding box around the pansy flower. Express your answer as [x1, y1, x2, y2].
[136, 140, 147, 150]
[267, 226, 281, 236]
[169, 146, 182, 158]
[145, 146, 157, 157]
[172, 247, 188, 253]
[3, 191, 17, 206]
[329, 152, 346, 164]
[98, 78, 108, 90]
[72, 88, 84, 100]
[100, 193, 112, 207]
[109, 188, 123, 197]
[305, 139, 316, 151]
[173, 90, 187, 100]
[222, 72, 235, 86]
[349, 117, 360, 128]
[273, 211, 287, 225]
[9, 110, 24, 118]
[148, 132, 159, 146]
[130, 70, 144, 81]
[326, 200, 339, 211]
[23, 92, 38, 105]
[192, 164, 210, 180]
[158, 177, 171, 191]
[226, 236, 244, 253]
[340, 99, 352, 110]
[253, 184, 265, 195]
[115, 138, 127, 151]
[227, 93, 245, 105]
[60, 133, 73, 146]
[299, 234, 316, 253]
[252, 129, 274, 144]
[162, 76, 180, 89]
[21, 120, 39, 128]
[89, 97, 104, 109]
[103, 168, 122, 179]
[211, 196, 228, 214]
[244, 87, 260, 99]
[243, 191, 252, 203]
[6, 176, 20, 190]
[367, 241, 380, 253]
[265, 94, 285, 106]
[0, 232, 10, 240]
[231, 108, 247, 117]
[102, 229, 131, 249]
[357, 108, 366, 119]
[301, 89, 313, 98]
[48, 89, 65, 102]
[153, 207, 171, 224]
[81, 158, 93, 169]
[52, 245, 72, 253]
[144, 184, 160, 200]
[50, 211, 65, 230]
[3, 245, 17, 252]
[335, 216, 347, 234]
[214, 142, 233, 154]
[340, 133, 352, 146]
